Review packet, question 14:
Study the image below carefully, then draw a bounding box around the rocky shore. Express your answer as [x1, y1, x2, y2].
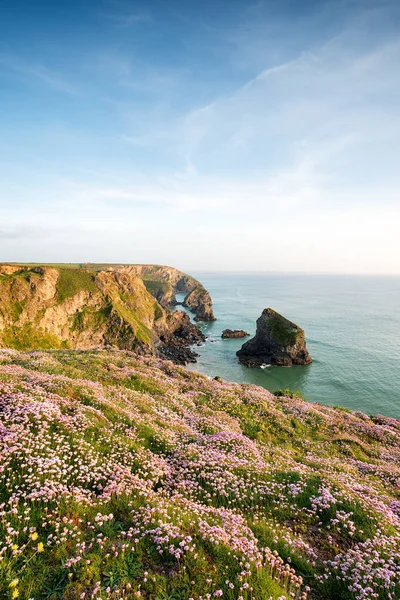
[156, 310, 205, 363]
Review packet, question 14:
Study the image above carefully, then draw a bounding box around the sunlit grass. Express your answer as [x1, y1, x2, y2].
[0, 349, 399, 599]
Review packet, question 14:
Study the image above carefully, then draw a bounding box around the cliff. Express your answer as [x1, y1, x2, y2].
[0, 265, 205, 363]
[0, 349, 399, 600]
[183, 285, 216, 321]
[125, 264, 216, 321]
[237, 307, 312, 366]
[9, 263, 216, 321]
[116, 264, 199, 307]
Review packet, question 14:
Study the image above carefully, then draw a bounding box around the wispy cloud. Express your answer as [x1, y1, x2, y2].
[1, 0, 400, 271]
[101, 10, 152, 28]
[242, 55, 308, 89]
[0, 53, 80, 95]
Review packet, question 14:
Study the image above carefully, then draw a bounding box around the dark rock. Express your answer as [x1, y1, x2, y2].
[156, 310, 205, 365]
[221, 329, 249, 339]
[158, 338, 199, 365]
[183, 286, 216, 322]
[237, 308, 312, 367]
[164, 310, 206, 344]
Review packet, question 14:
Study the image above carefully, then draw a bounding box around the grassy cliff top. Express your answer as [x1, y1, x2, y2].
[0, 349, 399, 600]
[0, 263, 202, 305]
[0, 262, 199, 280]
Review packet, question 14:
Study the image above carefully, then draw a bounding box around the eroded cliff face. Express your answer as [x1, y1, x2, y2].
[115, 264, 216, 321]
[183, 286, 216, 322]
[0, 265, 204, 363]
[237, 308, 312, 367]
[117, 265, 198, 307]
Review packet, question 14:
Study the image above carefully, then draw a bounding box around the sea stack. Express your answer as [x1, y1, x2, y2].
[221, 329, 249, 339]
[237, 308, 312, 367]
[183, 286, 216, 322]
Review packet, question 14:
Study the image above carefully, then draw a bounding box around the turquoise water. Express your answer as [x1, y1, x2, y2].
[182, 273, 400, 418]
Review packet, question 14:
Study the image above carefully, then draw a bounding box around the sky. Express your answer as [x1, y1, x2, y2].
[0, 0, 399, 273]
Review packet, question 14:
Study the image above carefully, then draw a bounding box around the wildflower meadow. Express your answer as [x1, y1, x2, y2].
[0, 349, 399, 600]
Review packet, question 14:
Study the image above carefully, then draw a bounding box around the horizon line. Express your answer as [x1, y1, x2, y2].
[1, 261, 400, 277]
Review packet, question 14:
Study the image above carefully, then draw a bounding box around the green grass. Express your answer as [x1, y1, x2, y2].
[143, 280, 170, 295]
[124, 373, 164, 395]
[274, 388, 307, 400]
[71, 304, 112, 332]
[111, 299, 153, 345]
[9, 299, 25, 322]
[0, 350, 399, 600]
[1, 324, 68, 350]
[0, 266, 158, 351]
[268, 312, 299, 345]
[55, 268, 98, 304]
[0, 268, 39, 283]
[154, 301, 164, 319]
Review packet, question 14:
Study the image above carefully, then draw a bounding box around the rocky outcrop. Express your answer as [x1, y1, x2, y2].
[0, 264, 206, 364]
[156, 310, 205, 364]
[183, 286, 216, 322]
[116, 265, 199, 308]
[107, 264, 216, 322]
[221, 329, 249, 339]
[237, 308, 312, 367]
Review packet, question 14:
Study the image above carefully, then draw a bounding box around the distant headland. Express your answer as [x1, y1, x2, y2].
[0, 263, 215, 364]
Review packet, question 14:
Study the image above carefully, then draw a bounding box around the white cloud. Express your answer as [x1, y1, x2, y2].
[1, 0, 400, 272]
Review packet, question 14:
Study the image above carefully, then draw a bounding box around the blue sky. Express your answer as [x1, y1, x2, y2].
[0, 0, 399, 273]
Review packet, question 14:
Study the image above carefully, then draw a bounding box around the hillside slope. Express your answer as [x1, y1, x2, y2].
[100, 264, 215, 321]
[1, 263, 216, 321]
[0, 349, 399, 600]
[0, 265, 204, 362]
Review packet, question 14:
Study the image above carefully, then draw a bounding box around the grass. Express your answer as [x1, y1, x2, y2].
[274, 388, 307, 400]
[0, 268, 37, 281]
[111, 299, 153, 345]
[267, 311, 299, 345]
[71, 305, 112, 332]
[1, 262, 83, 269]
[1, 266, 159, 352]
[0, 350, 399, 600]
[9, 299, 25, 322]
[56, 268, 98, 304]
[1, 324, 68, 350]
[143, 280, 170, 296]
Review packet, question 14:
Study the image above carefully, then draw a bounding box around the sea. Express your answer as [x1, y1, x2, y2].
[176, 273, 400, 419]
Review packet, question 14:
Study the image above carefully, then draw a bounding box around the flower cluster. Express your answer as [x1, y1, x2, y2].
[0, 349, 399, 600]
